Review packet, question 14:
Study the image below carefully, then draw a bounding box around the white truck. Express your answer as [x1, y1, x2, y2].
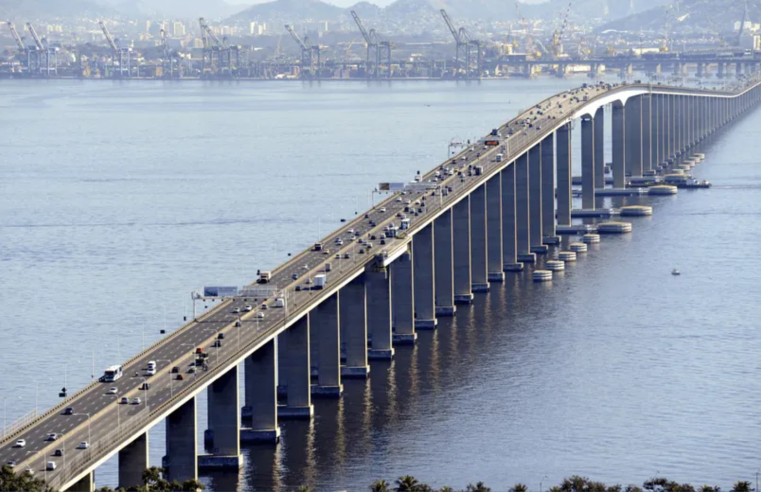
[314, 274, 326, 289]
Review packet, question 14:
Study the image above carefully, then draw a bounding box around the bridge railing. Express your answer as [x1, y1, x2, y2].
[1, 410, 37, 441]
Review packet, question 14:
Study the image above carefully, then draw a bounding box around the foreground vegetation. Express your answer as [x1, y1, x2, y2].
[1, 465, 757, 492]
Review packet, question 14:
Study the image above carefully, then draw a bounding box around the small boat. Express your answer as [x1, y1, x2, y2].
[672, 269, 680, 276]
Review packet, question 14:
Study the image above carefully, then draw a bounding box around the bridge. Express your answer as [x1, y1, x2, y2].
[2, 76, 760, 491]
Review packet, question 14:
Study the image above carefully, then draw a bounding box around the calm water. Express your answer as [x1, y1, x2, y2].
[1, 79, 761, 491]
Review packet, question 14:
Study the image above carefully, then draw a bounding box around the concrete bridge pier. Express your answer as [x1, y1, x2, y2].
[392, 250, 417, 344]
[625, 95, 643, 177]
[119, 433, 149, 489]
[540, 134, 558, 244]
[434, 209, 456, 316]
[470, 183, 490, 291]
[66, 472, 94, 492]
[651, 95, 660, 169]
[201, 366, 242, 469]
[242, 339, 281, 442]
[718, 62, 725, 79]
[501, 162, 522, 271]
[413, 223, 437, 328]
[486, 174, 504, 282]
[339, 276, 370, 377]
[642, 95, 652, 172]
[528, 144, 546, 254]
[367, 267, 395, 359]
[556, 124, 572, 227]
[452, 197, 474, 302]
[581, 115, 595, 210]
[593, 107, 605, 190]
[312, 293, 343, 396]
[164, 397, 197, 483]
[515, 153, 535, 263]
[280, 314, 314, 418]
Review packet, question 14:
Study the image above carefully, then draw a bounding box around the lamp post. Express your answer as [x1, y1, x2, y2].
[540, 475, 548, 492]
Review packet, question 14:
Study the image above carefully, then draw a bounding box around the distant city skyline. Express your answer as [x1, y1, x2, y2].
[231, 0, 548, 10]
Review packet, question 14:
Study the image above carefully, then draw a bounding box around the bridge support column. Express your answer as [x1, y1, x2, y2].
[470, 183, 490, 291]
[642, 94, 652, 172]
[164, 397, 197, 483]
[434, 209, 456, 315]
[515, 153, 534, 263]
[313, 293, 343, 396]
[581, 115, 595, 209]
[367, 267, 394, 359]
[528, 144, 545, 253]
[391, 251, 417, 343]
[242, 339, 281, 442]
[612, 101, 626, 186]
[280, 314, 313, 418]
[556, 124, 572, 227]
[339, 276, 369, 377]
[594, 107, 605, 189]
[66, 472, 94, 492]
[201, 366, 242, 469]
[626, 95, 643, 177]
[119, 433, 149, 489]
[413, 223, 437, 328]
[452, 197, 473, 303]
[651, 95, 660, 167]
[540, 134, 557, 243]
[501, 161, 522, 271]
[486, 174, 504, 282]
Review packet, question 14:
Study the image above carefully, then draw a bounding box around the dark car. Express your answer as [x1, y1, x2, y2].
[176, 374, 184, 380]
[53, 450, 63, 457]
[63, 407, 73, 416]
[380, 239, 386, 245]
[370, 235, 377, 240]
[141, 382, 150, 390]
[218, 333, 225, 339]
[172, 366, 180, 374]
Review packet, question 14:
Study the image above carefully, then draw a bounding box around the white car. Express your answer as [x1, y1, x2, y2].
[379, 207, 386, 213]
[256, 312, 265, 319]
[232, 307, 241, 314]
[23, 467, 34, 476]
[77, 441, 89, 450]
[146, 368, 156, 376]
[108, 387, 118, 394]
[6, 461, 15, 469]
[244, 305, 253, 312]
[14, 439, 25, 448]
[131, 397, 141, 405]
[46, 462, 56, 471]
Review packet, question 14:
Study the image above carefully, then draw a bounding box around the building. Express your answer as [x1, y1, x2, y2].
[173, 21, 185, 37]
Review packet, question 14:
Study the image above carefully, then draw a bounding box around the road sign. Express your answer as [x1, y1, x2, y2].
[379, 182, 405, 192]
[203, 286, 239, 298]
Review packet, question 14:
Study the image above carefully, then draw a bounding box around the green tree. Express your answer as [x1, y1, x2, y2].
[626, 486, 644, 492]
[0, 464, 50, 492]
[371, 480, 390, 492]
[466, 482, 492, 492]
[510, 484, 529, 492]
[699, 486, 721, 492]
[439, 487, 454, 492]
[731, 482, 753, 492]
[395, 476, 420, 492]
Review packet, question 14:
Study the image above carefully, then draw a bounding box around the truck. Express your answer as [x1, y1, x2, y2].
[324, 262, 332, 272]
[314, 274, 326, 289]
[496, 154, 504, 163]
[475, 166, 484, 176]
[257, 271, 271, 284]
[274, 297, 286, 308]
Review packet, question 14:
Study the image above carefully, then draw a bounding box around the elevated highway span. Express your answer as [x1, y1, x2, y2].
[2, 77, 761, 491]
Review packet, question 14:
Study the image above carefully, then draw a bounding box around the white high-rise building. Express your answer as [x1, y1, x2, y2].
[173, 21, 185, 37]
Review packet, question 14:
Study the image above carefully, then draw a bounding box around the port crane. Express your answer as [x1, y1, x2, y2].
[284, 24, 320, 78]
[549, 2, 572, 58]
[99, 20, 130, 77]
[199, 18, 238, 78]
[350, 11, 391, 78]
[5, 22, 28, 71]
[440, 9, 481, 79]
[26, 22, 56, 76]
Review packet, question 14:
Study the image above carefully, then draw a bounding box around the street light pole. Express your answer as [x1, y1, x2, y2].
[73, 414, 92, 445]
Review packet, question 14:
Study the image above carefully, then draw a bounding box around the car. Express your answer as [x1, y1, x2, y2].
[141, 382, 150, 390]
[147, 360, 156, 368]
[23, 467, 34, 476]
[63, 407, 73, 416]
[171, 366, 180, 373]
[334, 254, 340, 260]
[108, 387, 118, 395]
[395, 197, 402, 202]
[77, 441, 89, 450]
[53, 449, 63, 457]
[366, 243, 373, 249]
[235, 320, 242, 327]
[305, 279, 312, 285]
[176, 374, 185, 380]
[232, 307, 241, 314]
[336, 239, 343, 246]
[188, 367, 196, 374]
[218, 332, 225, 339]
[364, 213, 369, 218]
[6, 461, 15, 469]
[344, 253, 350, 259]
[370, 235, 377, 240]
[359, 249, 365, 254]
[46, 433, 58, 441]
[257, 312, 265, 319]
[131, 397, 141, 405]
[120, 397, 129, 404]
[244, 304, 253, 311]
[14, 439, 25, 448]
[260, 303, 268, 310]
[379, 207, 386, 213]
[213, 340, 222, 348]
[146, 367, 156, 376]
[46, 462, 56, 471]
[404, 200, 411, 205]
[380, 239, 386, 245]
[295, 286, 302, 292]
[347, 228, 354, 234]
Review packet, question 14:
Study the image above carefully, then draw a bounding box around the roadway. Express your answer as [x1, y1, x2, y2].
[0, 79, 751, 489]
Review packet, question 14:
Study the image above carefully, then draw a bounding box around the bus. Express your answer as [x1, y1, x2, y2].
[102, 365, 123, 382]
